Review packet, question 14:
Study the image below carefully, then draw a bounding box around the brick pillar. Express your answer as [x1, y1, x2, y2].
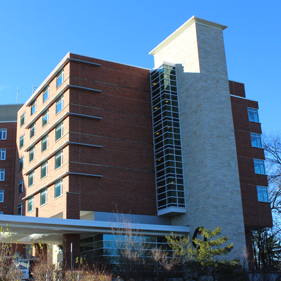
[66, 192, 80, 219]
[63, 234, 80, 270]
[245, 230, 254, 271]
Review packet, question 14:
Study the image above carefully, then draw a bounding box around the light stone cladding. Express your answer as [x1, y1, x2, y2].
[150, 18, 246, 258]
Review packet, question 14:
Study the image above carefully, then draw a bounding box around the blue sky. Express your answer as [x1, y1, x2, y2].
[0, 0, 280, 134]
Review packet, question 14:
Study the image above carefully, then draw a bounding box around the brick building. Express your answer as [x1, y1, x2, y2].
[0, 16, 272, 268]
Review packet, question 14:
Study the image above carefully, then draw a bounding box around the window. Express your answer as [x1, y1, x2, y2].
[28, 171, 34, 187]
[55, 151, 63, 169]
[251, 133, 262, 148]
[0, 149, 6, 160]
[41, 161, 48, 178]
[43, 87, 49, 103]
[55, 180, 63, 198]
[19, 157, 24, 171]
[40, 189, 47, 205]
[42, 110, 49, 127]
[254, 159, 266, 175]
[31, 101, 37, 115]
[30, 123, 36, 138]
[29, 147, 35, 162]
[42, 135, 48, 152]
[0, 129, 7, 140]
[20, 112, 26, 126]
[55, 122, 63, 140]
[56, 70, 64, 88]
[0, 169, 5, 181]
[257, 186, 269, 202]
[0, 190, 4, 202]
[20, 134, 25, 148]
[28, 197, 34, 212]
[18, 180, 23, 194]
[248, 108, 259, 123]
[17, 203, 22, 216]
[56, 96, 64, 114]
[0, 212, 3, 215]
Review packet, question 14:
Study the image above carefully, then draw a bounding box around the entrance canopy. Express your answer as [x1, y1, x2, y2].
[0, 215, 189, 245]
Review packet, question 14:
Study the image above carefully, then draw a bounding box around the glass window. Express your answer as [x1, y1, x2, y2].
[31, 101, 37, 115]
[251, 133, 262, 148]
[248, 108, 259, 123]
[20, 113, 26, 126]
[40, 189, 47, 205]
[43, 87, 49, 103]
[29, 147, 35, 162]
[28, 197, 34, 212]
[0, 169, 5, 181]
[56, 70, 64, 88]
[42, 110, 49, 127]
[55, 180, 63, 198]
[56, 96, 64, 114]
[55, 151, 63, 169]
[17, 203, 22, 216]
[30, 123, 36, 138]
[55, 122, 63, 140]
[41, 161, 48, 178]
[28, 171, 34, 187]
[0, 149, 6, 160]
[254, 159, 266, 175]
[20, 134, 25, 148]
[257, 186, 269, 202]
[19, 157, 24, 171]
[0, 129, 7, 140]
[18, 180, 23, 194]
[0, 190, 4, 202]
[42, 135, 48, 152]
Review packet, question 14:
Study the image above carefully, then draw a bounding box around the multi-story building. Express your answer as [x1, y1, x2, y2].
[0, 16, 272, 268]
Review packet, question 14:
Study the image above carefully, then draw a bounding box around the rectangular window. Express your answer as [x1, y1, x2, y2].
[0, 129, 7, 140]
[30, 123, 36, 138]
[31, 101, 37, 115]
[40, 189, 47, 206]
[28, 171, 34, 187]
[56, 96, 64, 114]
[0, 190, 4, 202]
[254, 159, 266, 175]
[43, 87, 49, 103]
[0, 169, 5, 181]
[42, 135, 48, 152]
[29, 147, 35, 162]
[20, 112, 26, 126]
[18, 180, 23, 194]
[20, 134, 25, 148]
[41, 161, 48, 178]
[251, 133, 262, 148]
[17, 203, 22, 216]
[257, 186, 269, 202]
[56, 70, 64, 88]
[0, 149, 6, 160]
[55, 122, 63, 140]
[42, 110, 49, 127]
[19, 157, 24, 171]
[55, 151, 63, 169]
[55, 180, 63, 198]
[28, 197, 34, 212]
[248, 108, 259, 123]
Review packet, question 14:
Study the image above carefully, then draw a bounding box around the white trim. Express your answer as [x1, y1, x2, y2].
[230, 94, 258, 103]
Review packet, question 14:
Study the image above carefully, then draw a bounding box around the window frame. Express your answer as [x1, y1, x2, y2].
[0, 149, 6, 160]
[27, 197, 34, 212]
[56, 70, 64, 88]
[56, 96, 64, 114]
[41, 161, 48, 179]
[28, 171, 34, 187]
[42, 135, 49, 152]
[0, 129, 7, 140]
[43, 87, 50, 103]
[31, 101, 37, 115]
[254, 159, 266, 175]
[248, 107, 259, 123]
[20, 112, 26, 127]
[29, 147, 35, 162]
[0, 169, 5, 181]
[257, 186, 269, 202]
[55, 151, 63, 169]
[30, 123, 36, 139]
[55, 180, 63, 198]
[19, 134, 25, 149]
[40, 189, 47, 206]
[42, 110, 49, 127]
[17, 203, 22, 216]
[55, 122, 63, 141]
[0, 190, 4, 202]
[251, 133, 262, 148]
[19, 157, 24, 171]
[18, 180, 24, 194]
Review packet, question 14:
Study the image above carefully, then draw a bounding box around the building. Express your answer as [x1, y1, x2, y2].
[0, 16, 272, 268]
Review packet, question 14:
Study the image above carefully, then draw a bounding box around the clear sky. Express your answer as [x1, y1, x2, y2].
[0, 0, 280, 134]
